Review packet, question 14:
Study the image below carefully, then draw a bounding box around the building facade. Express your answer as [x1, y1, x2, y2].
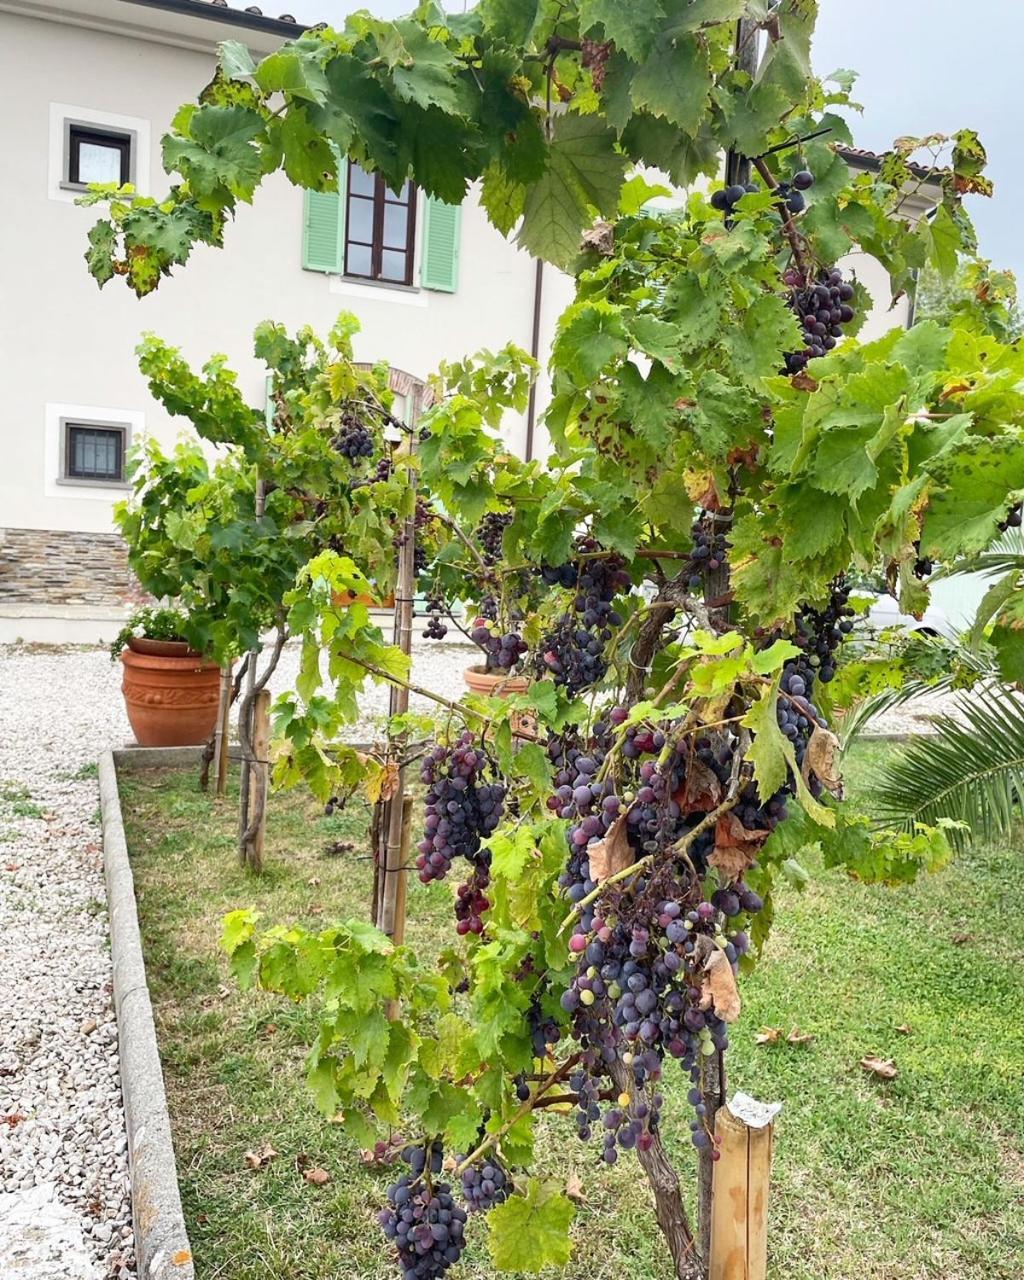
[0, 0, 927, 642]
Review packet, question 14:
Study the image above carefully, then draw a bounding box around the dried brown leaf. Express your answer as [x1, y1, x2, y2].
[860, 1055, 898, 1081]
[802, 725, 844, 798]
[565, 1171, 586, 1203]
[896, 1024, 912, 1035]
[952, 931, 973, 946]
[304, 1167, 331, 1186]
[709, 812, 769, 880]
[790, 370, 819, 393]
[755, 1026, 782, 1046]
[244, 1141, 279, 1170]
[677, 760, 722, 814]
[588, 814, 633, 884]
[80, 1019, 97, 1036]
[702, 949, 741, 1023]
[787, 1027, 814, 1046]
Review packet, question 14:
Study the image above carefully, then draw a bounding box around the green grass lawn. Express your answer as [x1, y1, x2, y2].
[119, 745, 1024, 1280]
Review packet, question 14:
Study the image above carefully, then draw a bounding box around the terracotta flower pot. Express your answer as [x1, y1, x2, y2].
[463, 665, 538, 740]
[120, 646, 223, 747]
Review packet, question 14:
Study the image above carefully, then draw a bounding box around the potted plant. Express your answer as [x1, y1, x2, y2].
[112, 606, 222, 748]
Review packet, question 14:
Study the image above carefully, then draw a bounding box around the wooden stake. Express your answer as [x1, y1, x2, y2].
[709, 1099, 776, 1280]
[214, 664, 232, 797]
[384, 794, 415, 1023]
[246, 688, 271, 875]
[378, 387, 421, 941]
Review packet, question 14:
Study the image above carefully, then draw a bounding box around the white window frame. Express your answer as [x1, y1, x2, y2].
[48, 103, 150, 204]
[44, 402, 144, 501]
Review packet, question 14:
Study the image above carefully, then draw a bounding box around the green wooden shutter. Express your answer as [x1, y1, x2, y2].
[302, 163, 347, 272]
[420, 196, 461, 292]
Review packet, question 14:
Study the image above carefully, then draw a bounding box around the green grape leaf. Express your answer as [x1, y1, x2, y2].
[481, 161, 526, 236]
[663, 0, 749, 35]
[487, 1179, 575, 1272]
[578, 0, 665, 61]
[385, 20, 462, 114]
[630, 35, 713, 135]
[84, 220, 117, 286]
[553, 302, 629, 383]
[162, 104, 267, 200]
[921, 434, 1024, 557]
[254, 45, 329, 104]
[219, 40, 257, 82]
[742, 684, 789, 801]
[518, 113, 627, 267]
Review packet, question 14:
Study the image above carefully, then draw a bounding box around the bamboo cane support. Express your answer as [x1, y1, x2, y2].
[214, 664, 231, 796]
[247, 688, 271, 875]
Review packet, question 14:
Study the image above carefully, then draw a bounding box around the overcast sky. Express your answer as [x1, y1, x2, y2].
[275, 0, 1023, 280]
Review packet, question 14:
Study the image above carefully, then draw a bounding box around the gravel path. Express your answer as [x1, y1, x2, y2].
[0, 635, 954, 1277]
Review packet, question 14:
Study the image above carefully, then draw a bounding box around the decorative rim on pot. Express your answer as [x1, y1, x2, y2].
[127, 636, 202, 658]
[462, 665, 531, 696]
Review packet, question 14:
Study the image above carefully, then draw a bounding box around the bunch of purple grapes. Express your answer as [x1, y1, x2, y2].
[417, 733, 506, 886]
[688, 511, 729, 591]
[536, 545, 629, 693]
[333, 412, 374, 463]
[710, 179, 761, 218]
[784, 267, 856, 373]
[469, 619, 528, 673]
[378, 1144, 467, 1280]
[477, 511, 512, 567]
[423, 596, 448, 641]
[454, 864, 491, 937]
[459, 1155, 512, 1211]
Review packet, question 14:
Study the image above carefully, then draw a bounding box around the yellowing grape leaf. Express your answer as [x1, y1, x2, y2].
[487, 1179, 575, 1272]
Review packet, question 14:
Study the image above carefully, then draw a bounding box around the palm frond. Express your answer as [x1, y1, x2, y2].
[934, 528, 1024, 580]
[869, 686, 1024, 849]
[840, 635, 998, 746]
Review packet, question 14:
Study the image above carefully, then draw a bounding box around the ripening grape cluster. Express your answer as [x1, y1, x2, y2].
[999, 502, 1023, 533]
[710, 168, 813, 221]
[459, 1155, 512, 1211]
[775, 579, 853, 769]
[423, 596, 448, 641]
[333, 412, 374, 463]
[417, 733, 506, 886]
[783, 267, 856, 373]
[547, 702, 816, 1154]
[469, 619, 528, 673]
[477, 511, 512, 566]
[687, 511, 729, 591]
[536, 544, 629, 693]
[454, 863, 491, 937]
[378, 1145, 467, 1280]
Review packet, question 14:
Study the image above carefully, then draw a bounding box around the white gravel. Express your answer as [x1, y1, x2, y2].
[0, 634, 472, 1279]
[0, 632, 954, 1277]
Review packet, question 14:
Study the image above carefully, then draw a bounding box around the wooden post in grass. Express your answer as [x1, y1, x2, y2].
[709, 1095, 779, 1280]
[213, 664, 232, 797]
[247, 688, 271, 875]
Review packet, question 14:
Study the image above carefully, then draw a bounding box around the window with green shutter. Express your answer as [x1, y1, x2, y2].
[302, 165, 347, 273]
[420, 197, 461, 293]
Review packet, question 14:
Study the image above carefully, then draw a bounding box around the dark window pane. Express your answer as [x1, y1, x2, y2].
[347, 197, 374, 244]
[68, 126, 130, 185]
[380, 249, 408, 282]
[346, 243, 373, 277]
[382, 203, 408, 248]
[349, 164, 375, 197]
[67, 427, 123, 481]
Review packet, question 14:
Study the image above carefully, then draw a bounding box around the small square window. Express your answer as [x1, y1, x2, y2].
[62, 421, 128, 485]
[66, 124, 132, 187]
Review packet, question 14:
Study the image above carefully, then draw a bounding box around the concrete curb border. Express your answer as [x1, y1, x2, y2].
[98, 750, 195, 1280]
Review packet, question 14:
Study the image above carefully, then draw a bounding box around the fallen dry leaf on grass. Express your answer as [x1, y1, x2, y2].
[860, 1055, 898, 1081]
[565, 1171, 586, 1203]
[304, 1167, 331, 1186]
[896, 1024, 912, 1035]
[755, 1027, 782, 1046]
[787, 1027, 814, 1045]
[952, 932, 974, 946]
[244, 1142, 279, 1170]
